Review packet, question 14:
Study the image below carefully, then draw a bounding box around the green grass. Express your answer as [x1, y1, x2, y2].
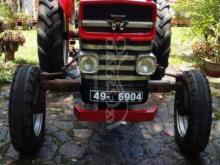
[14, 30, 38, 64]
[0, 30, 38, 83]
[169, 27, 202, 68]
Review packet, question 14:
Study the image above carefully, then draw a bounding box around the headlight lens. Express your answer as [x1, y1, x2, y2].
[79, 54, 99, 73]
[136, 54, 157, 75]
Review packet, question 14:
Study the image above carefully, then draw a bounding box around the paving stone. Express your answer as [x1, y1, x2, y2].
[53, 121, 73, 131]
[38, 141, 58, 160]
[211, 122, 220, 138]
[144, 122, 163, 135]
[0, 127, 7, 141]
[5, 131, 10, 144]
[213, 102, 220, 112]
[163, 122, 174, 137]
[45, 135, 53, 143]
[73, 129, 93, 143]
[6, 144, 19, 159]
[212, 97, 220, 104]
[53, 131, 71, 143]
[42, 161, 56, 165]
[46, 125, 60, 134]
[0, 121, 4, 127]
[141, 129, 153, 139]
[59, 141, 85, 159]
[0, 127, 8, 147]
[54, 154, 62, 165]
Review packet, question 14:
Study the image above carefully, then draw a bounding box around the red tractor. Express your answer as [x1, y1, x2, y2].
[9, 0, 212, 157]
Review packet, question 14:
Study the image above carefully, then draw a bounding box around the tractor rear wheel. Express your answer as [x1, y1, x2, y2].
[9, 66, 46, 155]
[151, 0, 172, 80]
[174, 70, 212, 156]
[38, 0, 69, 73]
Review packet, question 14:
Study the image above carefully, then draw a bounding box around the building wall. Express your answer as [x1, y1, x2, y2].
[22, 0, 38, 20]
[35, 0, 39, 20]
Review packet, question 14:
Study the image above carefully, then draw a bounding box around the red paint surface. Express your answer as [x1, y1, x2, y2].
[79, 0, 157, 41]
[74, 104, 158, 122]
[59, 0, 74, 19]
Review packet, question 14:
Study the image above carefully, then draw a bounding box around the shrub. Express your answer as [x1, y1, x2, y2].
[15, 12, 34, 30]
[188, 0, 220, 38]
[0, 60, 15, 83]
[172, 1, 191, 20]
[0, 31, 25, 61]
[0, 3, 16, 30]
[173, 0, 220, 38]
[0, 18, 6, 32]
[192, 23, 220, 63]
[1, 31, 25, 46]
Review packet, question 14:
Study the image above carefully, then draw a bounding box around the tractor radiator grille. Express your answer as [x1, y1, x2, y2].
[80, 40, 152, 55]
[83, 4, 154, 22]
[82, 4, 154, 33]
[80, 40, 152, 82]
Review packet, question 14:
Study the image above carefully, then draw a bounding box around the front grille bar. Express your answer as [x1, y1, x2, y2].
[82, 20, 154, 29]
[82, 75, 149, 81]
[99, 65, 136, 71]
[81, 44, 152, 51]
[99, 55, 136, 61]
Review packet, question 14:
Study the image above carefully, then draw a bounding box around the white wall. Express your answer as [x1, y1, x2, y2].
[22, 0, 35, 18]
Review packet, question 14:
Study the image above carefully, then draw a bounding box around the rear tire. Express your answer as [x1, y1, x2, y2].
[174, 70, 212, 156]
[9, 66, 46, 155]
[151, 0, 172, 80]
[38, 0, 68, 72]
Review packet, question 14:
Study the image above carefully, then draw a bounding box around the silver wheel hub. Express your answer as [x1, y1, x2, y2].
[63, 39, 68, 64]
[32, 84, 43, 137]
[176, 110, 189, 137]
[63, 15, 68, 65]
[33, 113, 43, 136]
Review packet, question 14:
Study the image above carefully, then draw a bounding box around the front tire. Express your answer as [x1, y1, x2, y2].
[9, 66, 46, 155]
[174, 70, 212, 156]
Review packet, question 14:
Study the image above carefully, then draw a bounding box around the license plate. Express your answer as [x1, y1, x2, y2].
[90, 90, 143, 102]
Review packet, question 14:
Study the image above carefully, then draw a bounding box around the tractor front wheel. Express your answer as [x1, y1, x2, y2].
[174, 70, 212, 156]
[9, 66, 46, 155]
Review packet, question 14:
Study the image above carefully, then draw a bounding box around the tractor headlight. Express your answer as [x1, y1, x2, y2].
[136, 54, 157, 75]
[79, 53, 99, 74]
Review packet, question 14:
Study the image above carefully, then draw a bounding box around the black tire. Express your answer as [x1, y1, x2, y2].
[174, 70, 212, 157]
[9, 66, 46, 155]
[151, 0, 172, 80]
[38, 0, 68, 73]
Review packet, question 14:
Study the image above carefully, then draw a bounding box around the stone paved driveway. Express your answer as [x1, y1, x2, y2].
[0, 76, 220, 165]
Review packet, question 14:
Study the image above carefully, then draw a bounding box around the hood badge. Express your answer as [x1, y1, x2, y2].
[107, 14, 129, 32]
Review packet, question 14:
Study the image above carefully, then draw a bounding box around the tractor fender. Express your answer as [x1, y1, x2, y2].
[59, 0, 74, 20]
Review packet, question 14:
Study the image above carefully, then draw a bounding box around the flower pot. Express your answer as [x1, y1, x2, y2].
[171, 18, 191, 26]
[4, 42, 19, 61]
[204, 59, 220, 77]
[4, 50, 15, 61]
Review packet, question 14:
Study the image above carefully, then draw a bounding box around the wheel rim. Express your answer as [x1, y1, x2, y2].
[176, 110, 189, 137]
[32, 83, 43, 137]
[63, 15, 68, 65]
[33, 113, 43, 136]
[63, 39, 68, 64]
